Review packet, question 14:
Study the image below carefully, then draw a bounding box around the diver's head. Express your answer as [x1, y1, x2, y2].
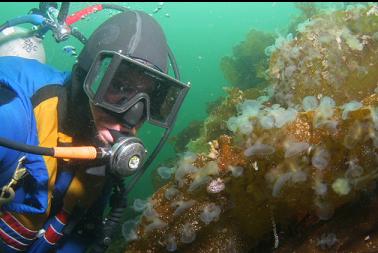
[77, 10, 168, 73]
[0, 26, 46, 63]
[76, 10, 169, 144]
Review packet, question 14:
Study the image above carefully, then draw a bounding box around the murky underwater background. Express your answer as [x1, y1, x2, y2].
[1, 2, 377, 252]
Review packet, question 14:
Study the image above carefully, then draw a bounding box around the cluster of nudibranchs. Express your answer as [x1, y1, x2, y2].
[226, 94, 377, 218]
[124, 93, 377, 252]
[123, 151, 226, 252]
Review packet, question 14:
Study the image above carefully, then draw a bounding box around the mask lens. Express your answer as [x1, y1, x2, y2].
[149, 81, 182, 123]
[85, 55, 113, 98]
[104, 61, 156, 106]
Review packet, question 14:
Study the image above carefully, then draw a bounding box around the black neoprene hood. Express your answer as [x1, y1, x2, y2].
[77, 10, 168, 73]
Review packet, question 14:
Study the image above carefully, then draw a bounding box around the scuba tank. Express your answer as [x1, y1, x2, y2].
[0, 26, 46, 63]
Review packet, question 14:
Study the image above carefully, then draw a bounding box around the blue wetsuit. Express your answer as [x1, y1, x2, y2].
[0, 56, 106, 252]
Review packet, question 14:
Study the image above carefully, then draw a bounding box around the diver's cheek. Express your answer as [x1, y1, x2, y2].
[97, 128, 114, 145]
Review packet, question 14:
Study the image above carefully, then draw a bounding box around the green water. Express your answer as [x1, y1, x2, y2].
[0, 1, 346, 206]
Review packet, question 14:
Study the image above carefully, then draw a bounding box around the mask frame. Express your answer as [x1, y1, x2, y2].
[83, 50, 190, 129]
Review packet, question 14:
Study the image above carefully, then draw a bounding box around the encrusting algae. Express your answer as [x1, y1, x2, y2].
[124, 4, 378, 253]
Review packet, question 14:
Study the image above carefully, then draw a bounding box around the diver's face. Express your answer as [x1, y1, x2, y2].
[103, 64, 156, 106]
[90, 104, 137, 145]
[89, 62, 156, 145]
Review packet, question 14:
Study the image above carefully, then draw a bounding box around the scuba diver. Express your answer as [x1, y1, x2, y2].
[0, 3, 189, 253]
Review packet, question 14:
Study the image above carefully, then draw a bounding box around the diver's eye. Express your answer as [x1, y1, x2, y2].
[112, 82, 130, 93]
[109, 84, 121, 93]
[118, 85, 126, 93]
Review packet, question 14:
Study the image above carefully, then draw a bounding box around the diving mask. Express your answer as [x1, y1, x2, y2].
[83, 50, 190, 129]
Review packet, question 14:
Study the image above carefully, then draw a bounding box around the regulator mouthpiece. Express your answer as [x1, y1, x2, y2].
[109, 135, 147, 177]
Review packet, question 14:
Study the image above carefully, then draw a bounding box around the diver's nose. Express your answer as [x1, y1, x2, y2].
[120, 101, 146, 129]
